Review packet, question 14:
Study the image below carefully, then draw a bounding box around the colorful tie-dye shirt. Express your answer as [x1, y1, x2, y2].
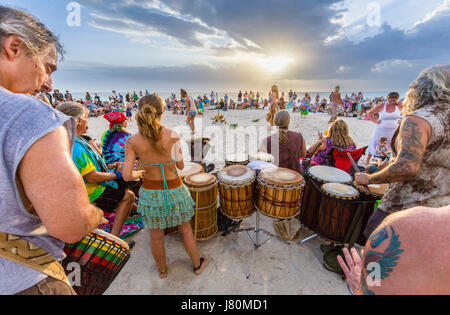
[72, 137, 117, 202]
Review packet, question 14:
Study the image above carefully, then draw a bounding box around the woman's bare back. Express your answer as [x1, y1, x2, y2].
[131, 128, 184, 181]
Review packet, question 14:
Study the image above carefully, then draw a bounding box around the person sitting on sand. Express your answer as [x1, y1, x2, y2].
[259, 110, 307, 174]
[122, 94, 208, 279]
[101, 111, 132, 165]
[57, 102, 141, 238]
[308, 119, 357, 167]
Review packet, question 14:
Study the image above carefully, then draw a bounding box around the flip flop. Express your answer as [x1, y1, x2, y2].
[159, 267, 168, 279]
[194, 258, 208, 275]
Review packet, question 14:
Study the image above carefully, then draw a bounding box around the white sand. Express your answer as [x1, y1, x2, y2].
[85, 109, 376, 295]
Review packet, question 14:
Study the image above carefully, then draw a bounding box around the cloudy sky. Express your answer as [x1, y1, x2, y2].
[2, 0, 449, 93]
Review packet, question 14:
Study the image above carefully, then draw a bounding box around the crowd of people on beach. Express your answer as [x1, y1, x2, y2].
[0, 6, 449, 296]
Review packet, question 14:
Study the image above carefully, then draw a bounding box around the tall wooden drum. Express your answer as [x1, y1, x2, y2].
[184, 173, 218, 241]
[165, 162, 205, 236]
[257, 168, 304, 219]
[218, 165, 256, 220]
[317, 183, 360, 243]
[300, 166, 352, 232]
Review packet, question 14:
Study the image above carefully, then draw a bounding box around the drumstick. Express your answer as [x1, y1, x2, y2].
[347, 153, 370, 193]
[347, 153, 360, 173]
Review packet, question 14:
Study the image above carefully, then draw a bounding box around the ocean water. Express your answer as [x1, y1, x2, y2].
[70, 91, 406, 102]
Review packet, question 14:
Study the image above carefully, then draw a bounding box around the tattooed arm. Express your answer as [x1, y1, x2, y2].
[355, 116, 431, 185]
[339, 206, 450, 295]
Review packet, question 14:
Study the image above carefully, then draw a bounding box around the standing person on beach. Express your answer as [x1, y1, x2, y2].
[123, 94, 208, 279]
[266, 85, 280, 127]
[355, 65, 450, 238]
[330, 86, 344, 123]
[182, 89, 197, 134]
[0, 6, 107, 295]
[365, 92, 403, 165]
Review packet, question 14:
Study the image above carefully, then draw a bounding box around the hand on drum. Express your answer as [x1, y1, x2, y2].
[337, 248, 362, 294]
[354, 173, 370, 186]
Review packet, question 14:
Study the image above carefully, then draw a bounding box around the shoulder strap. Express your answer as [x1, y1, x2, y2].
[0, 232, 70, 286]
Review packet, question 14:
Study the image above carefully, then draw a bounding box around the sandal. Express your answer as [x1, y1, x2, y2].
[159, 267, 168, 279]
[193, 258, 208, 275]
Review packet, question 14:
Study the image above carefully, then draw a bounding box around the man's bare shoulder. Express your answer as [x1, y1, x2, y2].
[362, 206, 450, 295]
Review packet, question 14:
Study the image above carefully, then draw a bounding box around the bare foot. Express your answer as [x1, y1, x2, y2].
[194, 258, 208, 276]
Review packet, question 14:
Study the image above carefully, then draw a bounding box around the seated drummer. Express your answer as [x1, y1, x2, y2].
[308, 119, 356, 166]
[57, 103, 144, 238]
[259, 110, 306, 174]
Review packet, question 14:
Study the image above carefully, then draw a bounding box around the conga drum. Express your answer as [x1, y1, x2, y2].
[300, 166, 352, 232]
[62, 229, 130, 295]
[184, 173, 218, 241]
[257, 168, 304, 219]
[249, 152, 275, 163]
[218, 165, 256, 220]
[316, 183, 360, 243]
[165, 163, 205, 235]
[225, 153, 249, 167]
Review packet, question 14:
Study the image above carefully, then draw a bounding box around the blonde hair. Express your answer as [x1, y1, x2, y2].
[402, 64, 450, 116]
[327, 119, 355, 149]
[274, 110, 291, 145]
[271, 85, 280, 100]
[136, 94, 164, 153]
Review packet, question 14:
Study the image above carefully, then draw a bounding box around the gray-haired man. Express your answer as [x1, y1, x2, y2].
[0, 6, 107, 295]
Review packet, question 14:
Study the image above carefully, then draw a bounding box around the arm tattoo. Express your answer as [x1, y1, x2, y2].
[369, 118, 427, 184]
[359, 226, 404, 295]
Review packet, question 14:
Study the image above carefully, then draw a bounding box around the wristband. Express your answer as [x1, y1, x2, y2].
[113, 170, 122, 180]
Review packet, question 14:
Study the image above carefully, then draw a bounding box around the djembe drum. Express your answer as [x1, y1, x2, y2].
[62, 229, 130, 295]
[316, 183, 360, 243]
[225, 153, 249, 167]
[184, 173, 218, 241]
[164, 162, 206, 236]
[300, 166, 352, 232]
[218, 165, 256, 220]
[256, 168, 304, 219]
[249, 152, 275, 163]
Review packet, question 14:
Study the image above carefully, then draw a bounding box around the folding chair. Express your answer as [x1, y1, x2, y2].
[329, 146, 368, 175]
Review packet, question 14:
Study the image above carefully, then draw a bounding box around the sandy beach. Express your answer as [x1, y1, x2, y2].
[84, 109, 376, 295]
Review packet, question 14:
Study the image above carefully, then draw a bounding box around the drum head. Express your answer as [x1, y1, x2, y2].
[92, 229, 130, 250]
[308, 166, 352, 184]
[178, 162, 203, 179]
[218, 165, 255, 185]
[249, 152, 275, 163]
[322, 183, 359, 200]
[259, 167, 304, 186]
[247, 160, 277, 172]
[185, 173, 216, 187]
[225, 153, 249, 164]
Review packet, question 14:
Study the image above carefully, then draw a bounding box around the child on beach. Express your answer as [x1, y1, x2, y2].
[375, 137, 391, 160]
[126, 103, 133, 122]
[123, 94, 208, 279]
